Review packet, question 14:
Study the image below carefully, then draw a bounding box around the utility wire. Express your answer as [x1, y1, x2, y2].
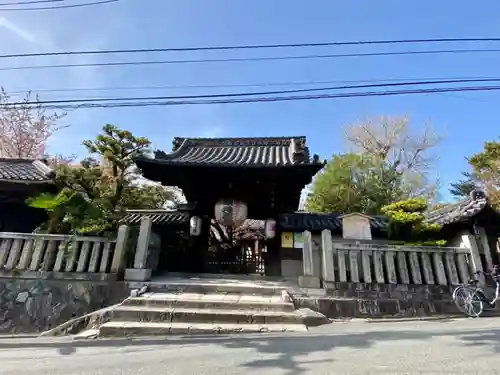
[12, 75, 497, 94]
[4, 78, 500, 106]
[0, 0, 119, 11]
[3, 48, 500, 71]
[10, 85, 500, 110]
[2, 37, 500, 58]
[0, 0, 62, 6]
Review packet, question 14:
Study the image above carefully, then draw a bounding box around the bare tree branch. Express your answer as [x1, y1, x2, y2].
[344, 116, 441, 172]
[44, 153, 76, 168]
[343, 115, 442, 199]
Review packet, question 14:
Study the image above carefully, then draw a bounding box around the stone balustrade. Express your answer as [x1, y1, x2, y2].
[299, 229, 484, 288]
[0, 228, 130, 281]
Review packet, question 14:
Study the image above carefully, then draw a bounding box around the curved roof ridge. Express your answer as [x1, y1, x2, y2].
[0, 157, 40, 163]
[172, 136, 306, 150]
[148, 135, 321, 167]
[424, 189, 490, 225]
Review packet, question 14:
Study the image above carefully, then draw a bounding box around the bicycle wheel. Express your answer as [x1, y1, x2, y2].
[453, 286, 483, 317]
[453, 286, 472, 313]
[466, 291, 484, 317]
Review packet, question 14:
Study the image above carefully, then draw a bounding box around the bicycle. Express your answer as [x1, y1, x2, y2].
[452, 270, 500, 317]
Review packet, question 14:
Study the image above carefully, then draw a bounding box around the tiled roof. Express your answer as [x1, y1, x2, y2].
[279, 213, 389, 233]
[121, 191, 494, 233]
[147, 136, 324, 167]
[424, 190, 489, 225]
[119, 209, 189, 225]
[0, 158, 54, 183]
[120, 209, 388, 234]
[120, 210, 265, 233]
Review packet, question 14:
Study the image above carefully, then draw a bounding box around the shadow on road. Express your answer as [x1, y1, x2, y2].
[459, 329, 500, 351]
[1, 326, 500, 375]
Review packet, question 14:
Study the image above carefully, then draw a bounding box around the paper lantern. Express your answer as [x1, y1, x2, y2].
[189, 215, 202, 236]
[214, 198, 248, 228]
[265, 218, 276, 239]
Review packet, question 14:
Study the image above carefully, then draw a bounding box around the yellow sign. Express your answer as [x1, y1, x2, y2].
[281, 232, 293, 248]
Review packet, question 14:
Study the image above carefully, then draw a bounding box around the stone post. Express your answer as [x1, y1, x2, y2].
[110, 225, 130, 275]
[462, 233, 485, 285]
[476, 226, 494, 271]
[321, 229, 335, 288]
[298, 230, 321, 288]
[124, 217, 153, 281]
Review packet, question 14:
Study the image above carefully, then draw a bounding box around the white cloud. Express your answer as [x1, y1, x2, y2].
[0, 17, 38, 44]
[0, 3, 234, 160]
[0, 11, 113, 158]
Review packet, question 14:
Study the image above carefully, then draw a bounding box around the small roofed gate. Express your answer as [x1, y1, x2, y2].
[208, 219, 266, 274]
[134, 136, 324, 276]
[0, 159, 57, 233]
[120, 209, 194, 273]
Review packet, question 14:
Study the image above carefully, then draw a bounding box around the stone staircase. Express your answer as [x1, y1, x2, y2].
[94, 279, 328, 337]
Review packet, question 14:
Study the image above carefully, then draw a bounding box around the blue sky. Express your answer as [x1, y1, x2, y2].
[1, 0, 500, 202]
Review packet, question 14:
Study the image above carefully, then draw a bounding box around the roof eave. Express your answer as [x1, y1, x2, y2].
[0, 179, 54, 184]
[135, 156, 324, 169]
[423, 192, 490, 226]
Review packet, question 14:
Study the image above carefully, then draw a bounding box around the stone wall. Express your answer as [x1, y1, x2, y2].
[0, 278, 129, 334]
[292, 282, 462, 318]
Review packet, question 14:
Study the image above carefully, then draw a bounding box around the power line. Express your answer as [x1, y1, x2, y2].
[2, 37, 500, 59]
[4, 78, 500, 106]
[3, 48, 500, 71]
[0, 0, 62, 6]
[12, 75, 497, 94]
[0, 0, 119, 11]
[10, 85, 500, 110]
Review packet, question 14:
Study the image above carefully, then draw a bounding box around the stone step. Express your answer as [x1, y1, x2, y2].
[108, 305, 304, 325]
[135, 282, 286, 296]
[98, 321, 308, 337]
[124, 293, 295, 312]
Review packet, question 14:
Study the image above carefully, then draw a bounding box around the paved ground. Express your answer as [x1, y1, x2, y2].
[3, 317, 500, 375]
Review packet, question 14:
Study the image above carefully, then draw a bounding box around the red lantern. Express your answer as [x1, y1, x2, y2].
[265, 218, 276, 239]
[214, 198, 248, 228]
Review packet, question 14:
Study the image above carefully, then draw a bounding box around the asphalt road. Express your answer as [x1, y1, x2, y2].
[2, 317, 500, 375]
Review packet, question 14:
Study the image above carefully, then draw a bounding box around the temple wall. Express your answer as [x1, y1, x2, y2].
[449, 229, 473, 248]
[293, 283, 460, 318]
[450, 227, 495, 271]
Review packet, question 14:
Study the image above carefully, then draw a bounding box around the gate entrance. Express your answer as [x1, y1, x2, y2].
[148, 215, 268, 275]
[133, 136, 324, 277]
[206, 219, 266, 274]
[205, 240, 266, 275]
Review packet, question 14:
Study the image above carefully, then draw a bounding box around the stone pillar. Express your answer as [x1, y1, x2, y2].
[124, 217, 153, 281]
[110, 225, 130, 275]
[477, 226, 494, 270]
[462, 233, 485, 285]
[298, 230, 321, 288]
[321, 229, 335, 288]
